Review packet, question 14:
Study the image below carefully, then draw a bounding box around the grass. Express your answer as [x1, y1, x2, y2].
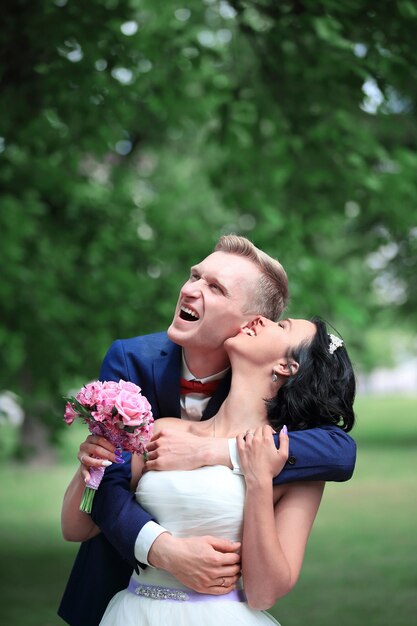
[0, 394, 416, 625]
[269, 394, 417, 626]
[0, 464, 80, 626]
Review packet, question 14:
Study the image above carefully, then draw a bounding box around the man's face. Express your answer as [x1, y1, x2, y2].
[167, 252, 262, 355]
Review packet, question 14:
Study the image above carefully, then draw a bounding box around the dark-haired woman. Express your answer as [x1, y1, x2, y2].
[62, 315, 355, 626]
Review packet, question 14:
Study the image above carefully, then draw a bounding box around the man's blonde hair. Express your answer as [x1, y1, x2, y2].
[214, 235, 289, 320]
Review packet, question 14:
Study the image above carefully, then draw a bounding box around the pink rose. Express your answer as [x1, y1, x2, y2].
[102, 381, 119, 391]
[118, 380, 142, 394]
[91, 383, 120, 422]
[98, 384, 120, 408]
[115, 390, 152, 427]
[64, 402, 77, 425]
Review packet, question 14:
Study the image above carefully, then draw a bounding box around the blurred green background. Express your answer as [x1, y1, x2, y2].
[1, 1, 416, 624]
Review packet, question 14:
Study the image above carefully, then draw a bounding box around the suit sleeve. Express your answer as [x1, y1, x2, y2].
[89, 340, 155, 570]
[272, 425, 356, 486]
[99, 339, 131, 383]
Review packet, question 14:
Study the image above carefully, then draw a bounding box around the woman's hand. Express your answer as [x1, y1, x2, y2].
[237, 425, 289, 487]
[77, 435, 119, 482]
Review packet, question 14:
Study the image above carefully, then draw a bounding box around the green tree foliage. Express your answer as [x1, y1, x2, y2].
[1, 0, 416, 456]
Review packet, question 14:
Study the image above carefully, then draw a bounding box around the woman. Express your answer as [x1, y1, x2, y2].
[61, 315, 355, 625]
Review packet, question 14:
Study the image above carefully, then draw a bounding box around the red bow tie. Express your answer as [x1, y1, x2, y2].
[180, 378, 221, 397]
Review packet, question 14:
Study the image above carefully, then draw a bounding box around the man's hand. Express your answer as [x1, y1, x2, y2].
[77, 435, 119, 482]
[145, 429, 230, 472]
[148, 533, 241, 594]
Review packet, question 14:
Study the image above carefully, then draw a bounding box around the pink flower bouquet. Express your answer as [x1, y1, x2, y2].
[64, 380, 154, 513]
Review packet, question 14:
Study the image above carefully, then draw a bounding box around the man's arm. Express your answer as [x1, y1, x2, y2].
[272, 425, 356, 485]
[145, 424, 356, 483]
[89, 451, 153, 570]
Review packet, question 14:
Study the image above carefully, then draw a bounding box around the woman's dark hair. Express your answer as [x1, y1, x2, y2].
[266, 317, 356, 432]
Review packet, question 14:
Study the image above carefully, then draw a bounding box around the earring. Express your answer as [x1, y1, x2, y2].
[272, 372, 278, 383]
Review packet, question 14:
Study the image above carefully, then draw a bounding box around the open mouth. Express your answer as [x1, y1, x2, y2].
[180, 305, 200, 322]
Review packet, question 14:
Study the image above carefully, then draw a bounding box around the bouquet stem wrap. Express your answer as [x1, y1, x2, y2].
[80, 465, 105, 513]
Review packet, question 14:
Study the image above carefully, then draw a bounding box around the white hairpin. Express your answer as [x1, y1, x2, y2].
[328, 333, 343, 354]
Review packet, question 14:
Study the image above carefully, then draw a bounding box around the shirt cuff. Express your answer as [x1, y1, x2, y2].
[134, 521, 170, 567]
[228, 438, 242, 474]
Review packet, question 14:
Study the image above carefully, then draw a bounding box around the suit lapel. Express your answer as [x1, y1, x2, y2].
[152, 341, 182, 418]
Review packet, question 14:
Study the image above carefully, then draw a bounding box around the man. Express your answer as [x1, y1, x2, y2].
[59, 235, 356, 625]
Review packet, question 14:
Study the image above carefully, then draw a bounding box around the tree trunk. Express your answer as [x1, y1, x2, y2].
[16, 365, 57, 465]
[18, 412, 57, 466]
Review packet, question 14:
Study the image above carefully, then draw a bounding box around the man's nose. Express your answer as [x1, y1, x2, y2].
[181, 279, 202, 297]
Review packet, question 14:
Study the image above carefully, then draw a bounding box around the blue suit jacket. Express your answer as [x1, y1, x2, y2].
[58, 332, 356, 625]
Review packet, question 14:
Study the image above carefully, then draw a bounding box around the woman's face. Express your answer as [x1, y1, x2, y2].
[227, 316, 316, 368]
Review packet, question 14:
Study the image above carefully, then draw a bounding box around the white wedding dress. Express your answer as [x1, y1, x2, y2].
[99, 465, 281, 626]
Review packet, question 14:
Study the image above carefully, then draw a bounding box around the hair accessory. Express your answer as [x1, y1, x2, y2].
[272, 372, 278, 383]
[328, 333, 343, 354]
